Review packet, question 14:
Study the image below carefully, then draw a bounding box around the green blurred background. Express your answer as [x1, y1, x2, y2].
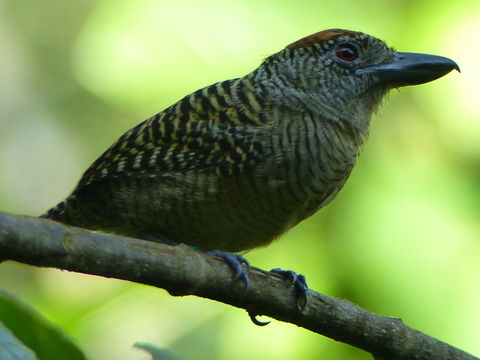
[0, 0, 479, 359]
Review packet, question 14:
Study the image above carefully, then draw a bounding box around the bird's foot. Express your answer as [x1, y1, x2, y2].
[207, 250, 250, 291]
[248, 268, 309, 327]
[270, 268, 308, 310]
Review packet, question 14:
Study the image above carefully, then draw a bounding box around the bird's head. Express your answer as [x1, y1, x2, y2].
[257, 29, 459, 132]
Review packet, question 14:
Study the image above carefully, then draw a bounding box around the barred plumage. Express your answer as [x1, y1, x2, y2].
[42, 29, 458, 253]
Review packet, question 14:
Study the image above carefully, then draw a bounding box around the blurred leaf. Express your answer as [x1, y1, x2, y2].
[134, 342, 184, 360]
[0, 290, 86, 360]
[0, 321, 38, 360]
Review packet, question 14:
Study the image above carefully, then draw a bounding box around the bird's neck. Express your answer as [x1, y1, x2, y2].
[244, 68, 384, 136]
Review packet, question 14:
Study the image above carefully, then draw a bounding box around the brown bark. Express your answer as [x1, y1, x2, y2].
[0, 212, 477, 360]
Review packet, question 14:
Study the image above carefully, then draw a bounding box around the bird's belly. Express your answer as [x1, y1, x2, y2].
[159, 172, 347, 252]
[76, 162, 352, 252]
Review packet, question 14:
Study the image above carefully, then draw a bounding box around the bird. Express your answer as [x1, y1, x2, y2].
[41, 29, 458, 295]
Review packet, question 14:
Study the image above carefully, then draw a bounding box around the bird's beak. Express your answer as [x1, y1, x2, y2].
[356, 52, 460, 87]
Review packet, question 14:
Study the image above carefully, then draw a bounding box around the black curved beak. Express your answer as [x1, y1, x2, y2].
[356, 52, 460, 87]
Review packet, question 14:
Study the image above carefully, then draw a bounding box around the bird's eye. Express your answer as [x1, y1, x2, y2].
[335, 43, 358, 62]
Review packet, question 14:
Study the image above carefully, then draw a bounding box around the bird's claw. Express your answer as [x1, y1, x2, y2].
[248, 311, 271, 326]
[271, 268, 308, 310]
[207, 250, 250, 291]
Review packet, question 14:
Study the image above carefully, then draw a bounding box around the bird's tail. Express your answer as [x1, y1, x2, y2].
[39, 194, 77, 223]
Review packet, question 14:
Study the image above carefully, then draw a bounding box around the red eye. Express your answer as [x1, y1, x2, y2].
[336, 43, 358, 62]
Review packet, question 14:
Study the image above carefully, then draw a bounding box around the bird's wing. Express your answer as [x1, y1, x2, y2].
[76, 79, 266, 190]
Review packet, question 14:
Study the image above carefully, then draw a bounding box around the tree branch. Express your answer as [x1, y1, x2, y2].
[0, 212, 477, 360]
